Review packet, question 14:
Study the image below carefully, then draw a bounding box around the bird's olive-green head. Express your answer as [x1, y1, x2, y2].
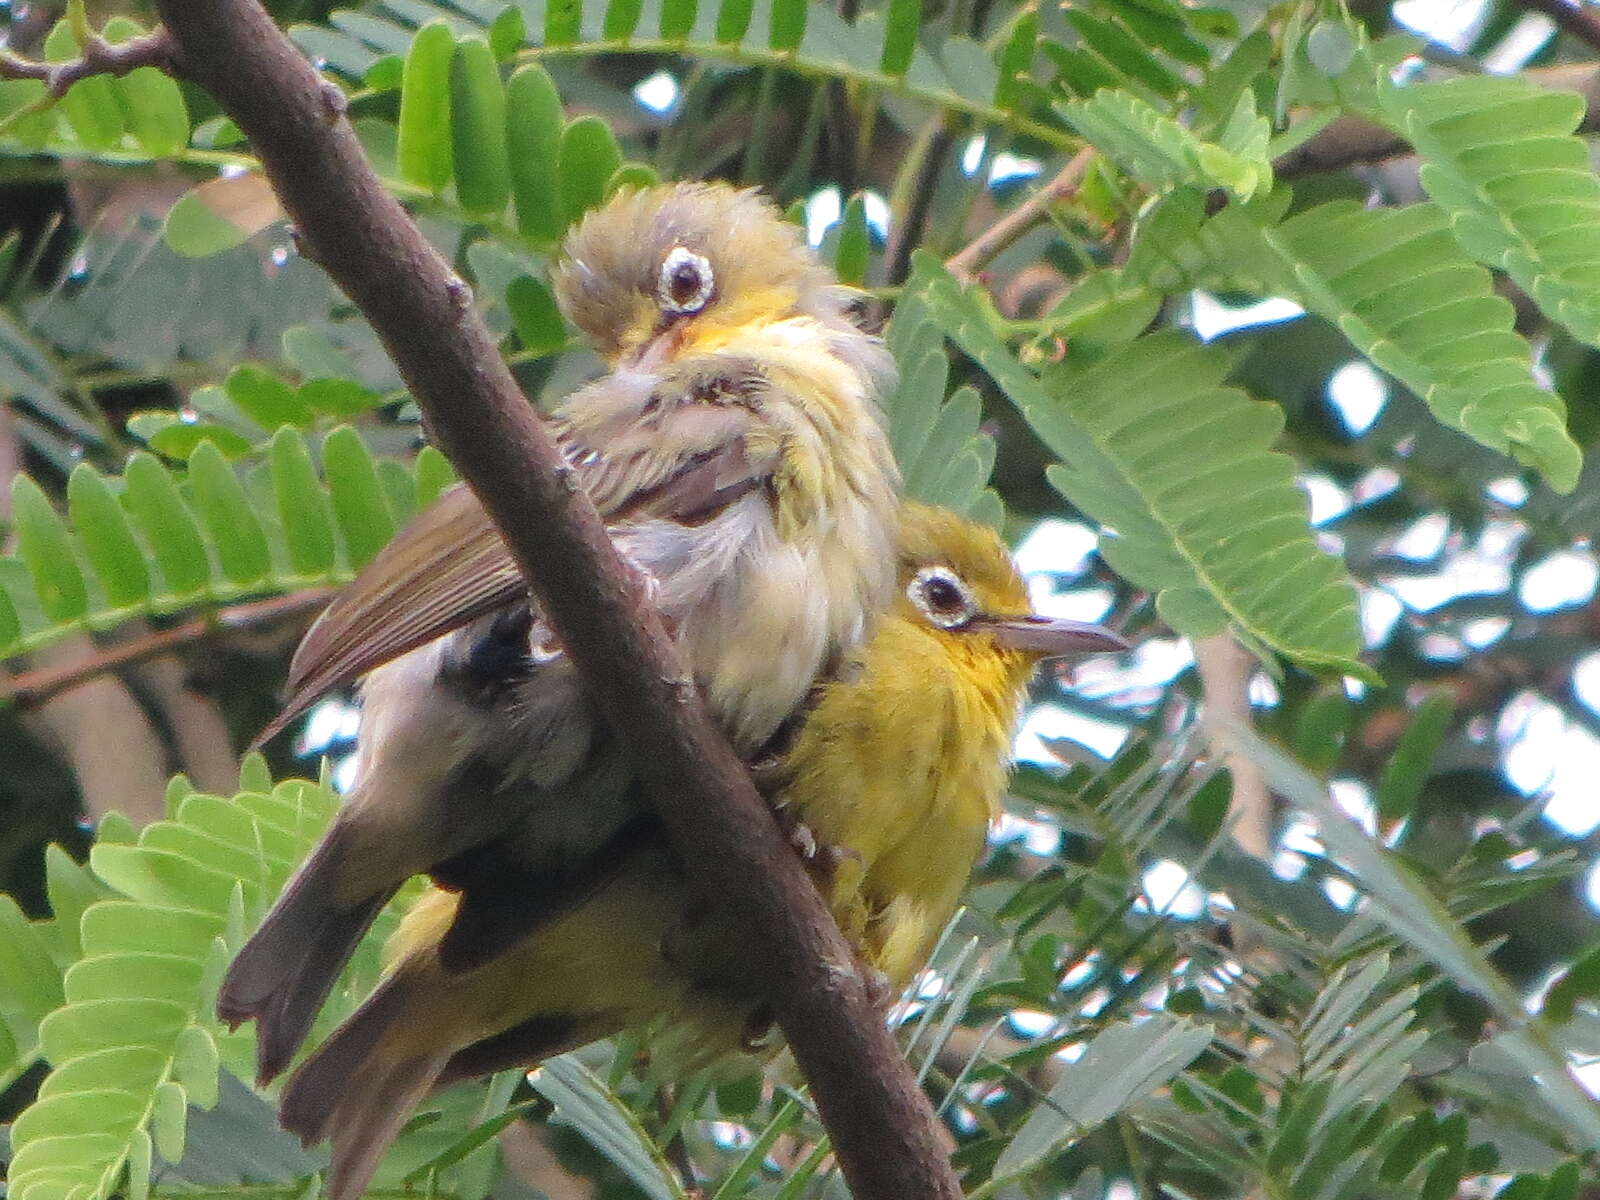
[553, 182, 849, 366]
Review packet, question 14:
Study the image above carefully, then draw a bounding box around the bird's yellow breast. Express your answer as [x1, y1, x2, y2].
[779, 610, 1030, 989]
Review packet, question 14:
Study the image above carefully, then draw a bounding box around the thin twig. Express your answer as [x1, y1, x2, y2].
[1511, 0, 1600, 53]
[0, 26, 175, 97]
[151, 4, 965, 1197]
[3, 590, 332, 710]
[946, 146, 1094, 280]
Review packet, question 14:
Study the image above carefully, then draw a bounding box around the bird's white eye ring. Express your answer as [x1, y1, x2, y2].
[908, 565, 977, 630]
[658, 246, 715, 315]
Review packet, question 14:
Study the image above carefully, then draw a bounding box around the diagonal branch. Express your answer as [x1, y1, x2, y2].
[148, 4, 964, 1198]
[1508, 0, 1600, 54]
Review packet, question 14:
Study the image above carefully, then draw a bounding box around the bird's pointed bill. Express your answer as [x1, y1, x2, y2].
[985, 615, 1127, 658]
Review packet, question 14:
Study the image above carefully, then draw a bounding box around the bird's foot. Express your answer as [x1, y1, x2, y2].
[771, 804, 859, 883]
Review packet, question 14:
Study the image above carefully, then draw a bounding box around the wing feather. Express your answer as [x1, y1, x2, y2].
[257, 487, 522, 744]
[259, 365, 780, 742]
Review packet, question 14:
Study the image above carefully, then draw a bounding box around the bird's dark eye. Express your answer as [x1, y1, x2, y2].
[908, 566, 976, 629]
[658, 246, 715, 315]
[924, 575, 963, 611]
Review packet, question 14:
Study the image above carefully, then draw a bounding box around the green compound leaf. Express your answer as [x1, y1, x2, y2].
[1386, 74, 1600, 349]
[11, 473, 88, 625]
[660, 0, 697, 38]
[186, 442, 271, 587]
[532, 1057, 687, 1200]
[833, 193, 871, 285]
[225, 364, 315, 429]
[102, 18, 190, 158]
[1206, 198, 1581, 494]
[1058, 87, 1272, 201]
[507, 275, 568, 354]
[66, 466, 149, 611]
[769, 0, 808, 51]
[506, 65, 566, 243]
[883, 280, 1000, 523]
[43, 20, 124, 151]
[322, 425, 397, 570]
[270, 426, 337, 579]
[912, 255, 1365, 676]
[558, 116, 624, 225]
[0, 431, 441, 659]
[1039, 186, 1582, 493]
[879, 0, 920, 77]
[5, 772, 414, 1200]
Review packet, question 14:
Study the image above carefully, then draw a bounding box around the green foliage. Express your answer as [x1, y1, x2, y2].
[1392, 76, 1600, 348]
[1059, 89, 1273, 201]
[530, 1058, 688, 1200]
[3, 1, 1600, 1198]
[1243, 731, 1600, 1149]
[397, 20, 456, 192]
[1224, 199, 1580, 493]
[1, 763, 498, 1200]
[988, 1015, 1213, 1185]
[0, 426, 450, 661]
[1146, 950, 1433, 1196]
[5, 771, 332, 1200]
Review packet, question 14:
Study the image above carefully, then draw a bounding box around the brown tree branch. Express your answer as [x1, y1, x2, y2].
[1268, 115, 1410, 181]
[0, 26, 174, 97]
[3, 591, 332, 711]
[149, 4, 963, 1197]
[131, 643, 242, 796]
[13, 635, 172, 822]
[1510, 0, 1600, 54]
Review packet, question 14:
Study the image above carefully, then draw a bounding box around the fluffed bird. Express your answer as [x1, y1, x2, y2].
[218, 182, 902, 1084]
[274, 502, 1126, 1200]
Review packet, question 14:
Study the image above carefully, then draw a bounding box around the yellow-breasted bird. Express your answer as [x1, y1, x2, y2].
[218, 182, 902, 1084]
[274, 502, 1126, 1200]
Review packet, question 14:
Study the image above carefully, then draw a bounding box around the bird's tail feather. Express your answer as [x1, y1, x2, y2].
[280, 966, 448, 1200]
[435, 1011, 589, 1087]
[217, 826, 395, 1084]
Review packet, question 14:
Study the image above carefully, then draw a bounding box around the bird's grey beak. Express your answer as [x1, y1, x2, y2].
[624, 322, 685, 374]
[985, 615, 1128, 659]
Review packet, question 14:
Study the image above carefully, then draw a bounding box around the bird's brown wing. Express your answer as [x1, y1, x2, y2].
[256, 486, 523, 744]
[258, 368, 778, 743]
